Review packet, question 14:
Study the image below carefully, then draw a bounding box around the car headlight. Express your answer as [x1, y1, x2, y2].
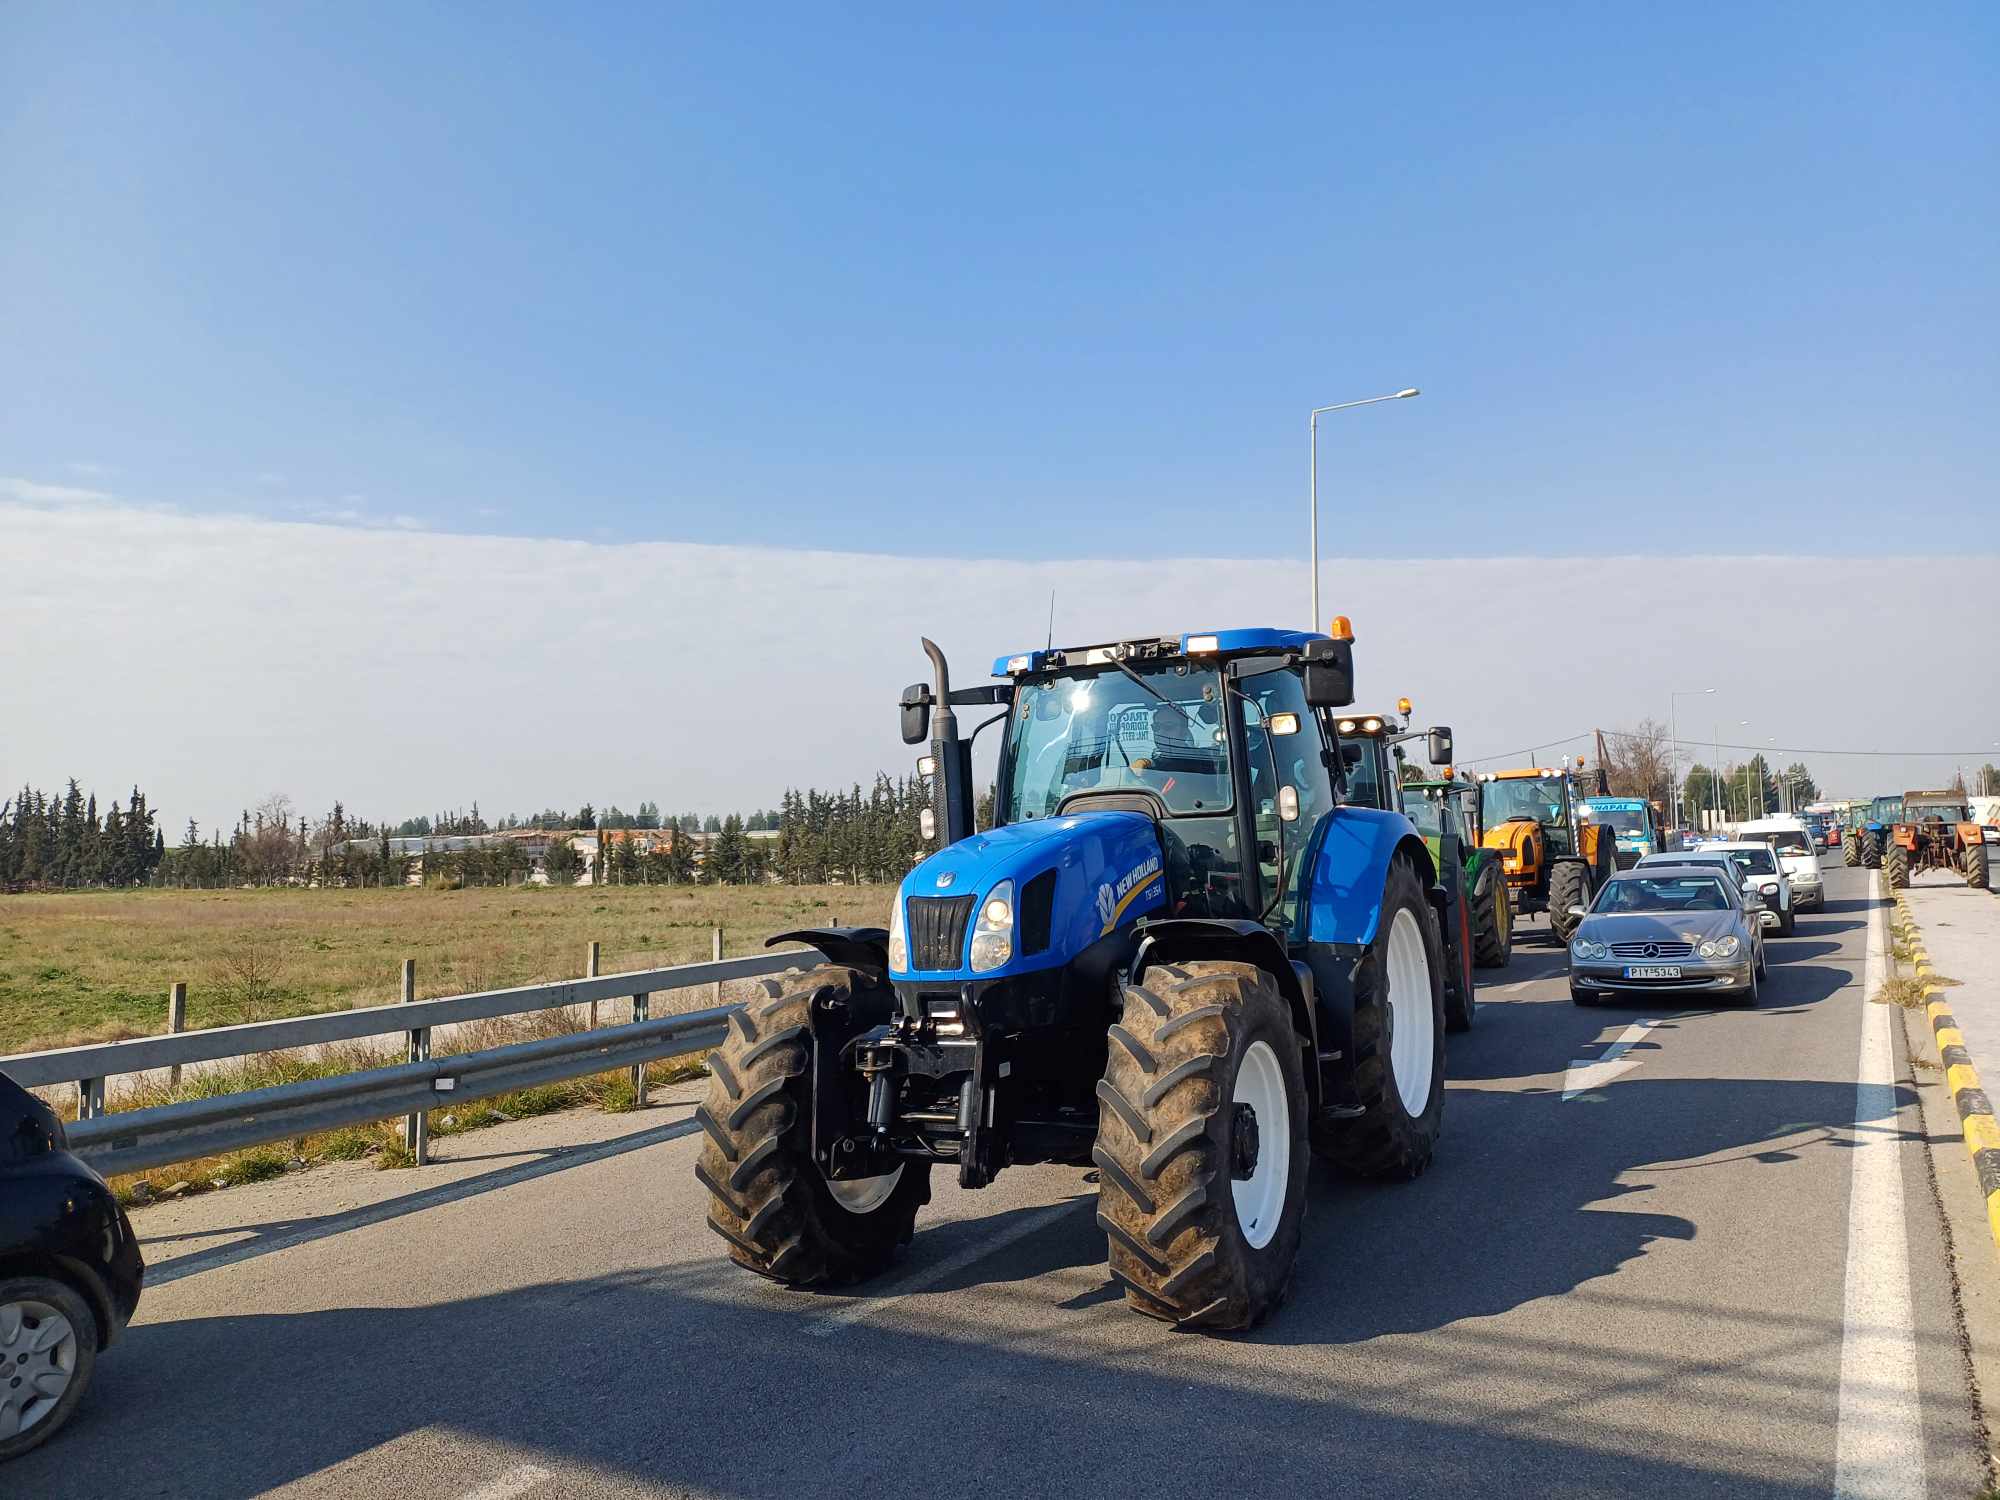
[1699, 936, 1741, 958]
[969, 880, 1014, 972]
[887, 895, 909, 971]
[1571, 939, 1608, 961]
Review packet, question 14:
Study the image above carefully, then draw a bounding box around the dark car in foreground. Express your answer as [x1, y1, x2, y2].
[1568, 866, 1767, 1008]
[0, 1070, 144, 1460]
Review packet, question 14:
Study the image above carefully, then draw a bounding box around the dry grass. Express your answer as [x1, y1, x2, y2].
[1873, 975, 1931, 1010]
[0, 883, 890, 1055]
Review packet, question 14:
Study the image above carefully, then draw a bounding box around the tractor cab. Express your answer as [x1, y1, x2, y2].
[1478, 762, 1617, 939]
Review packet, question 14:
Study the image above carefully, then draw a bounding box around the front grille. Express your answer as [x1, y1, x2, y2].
[1609, 941, 1694, 959]
[907, 895, 976, 971]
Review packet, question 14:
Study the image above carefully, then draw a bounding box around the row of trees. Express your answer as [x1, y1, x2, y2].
[0, 782, 164, 889]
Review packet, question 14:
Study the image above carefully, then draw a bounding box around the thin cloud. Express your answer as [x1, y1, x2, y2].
[1, 475, 115, 506]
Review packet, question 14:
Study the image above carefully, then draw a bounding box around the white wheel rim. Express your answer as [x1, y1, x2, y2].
[1230, 1039, 1292, 1250]
[1385, 907, 1436, 1116]
[825, 1164, 903, 1214]
[0, 1298, 78, 1440]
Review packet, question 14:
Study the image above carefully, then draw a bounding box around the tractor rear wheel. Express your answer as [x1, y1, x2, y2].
[1883, 842, 1909, 891]
[695, 965, 930, 1286]
[1313, 856, 1446, 1180]
[1862, 830, 1882, 868]
[1548, 860, 1592, 944]
[1470, 867, 1512, 969]
[1842, 832, 1861, 867]
[1965, 843, 1990, 890]
[1443, 889, 1477, 1034]
[1096, 960, 1308, 1331]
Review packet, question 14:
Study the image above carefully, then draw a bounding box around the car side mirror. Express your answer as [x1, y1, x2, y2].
[1567, 904, 1589, 918]
[1745, 891, 1765, 909]
[1300, 639, 1354, 709]
[899, 683, 931, 746]
[1427, 726, 1454, 766]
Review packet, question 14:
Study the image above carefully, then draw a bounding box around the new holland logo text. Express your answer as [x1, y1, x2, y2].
[1099, 854, 1163, 933]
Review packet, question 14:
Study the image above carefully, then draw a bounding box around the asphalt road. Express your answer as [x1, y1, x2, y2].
[16, 866, 1982, 1499]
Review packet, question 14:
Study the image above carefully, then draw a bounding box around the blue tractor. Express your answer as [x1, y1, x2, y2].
[696, 624, 1448, 1330]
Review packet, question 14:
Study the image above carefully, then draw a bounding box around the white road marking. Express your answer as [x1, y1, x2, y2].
[803, 1199, 1081, 1337]
[1833, 881, 1926, 1499]
[1561, 1018, 1659, 1100]
[457, 1463, 552, 1500]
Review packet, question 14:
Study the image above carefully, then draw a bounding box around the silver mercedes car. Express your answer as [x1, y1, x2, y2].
[1567, 865, 1768, 1008]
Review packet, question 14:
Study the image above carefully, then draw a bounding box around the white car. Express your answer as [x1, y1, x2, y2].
[1738, 816, 1825, 911]
[1637, 844, 1795, 936]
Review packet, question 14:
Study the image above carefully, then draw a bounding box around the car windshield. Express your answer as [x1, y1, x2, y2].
[1485, 776, 1564, 828]
[1003, 662, 1230, 820]
[1762, 830, 1812, 854]
[1590, 805, 1648, 835]
[1595, 875, 1732, 913]
[1723, 846, 1777, 875]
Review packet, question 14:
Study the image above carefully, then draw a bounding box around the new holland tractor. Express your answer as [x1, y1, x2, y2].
[695, 623, 1449, 1331]
[1479, 761, 1618, 944]
[1881, 790, 1990, 891]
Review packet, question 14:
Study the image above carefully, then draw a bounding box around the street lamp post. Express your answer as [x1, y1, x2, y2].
[1669, 687, 1715, 832]
[1309, 388, 1420, 627]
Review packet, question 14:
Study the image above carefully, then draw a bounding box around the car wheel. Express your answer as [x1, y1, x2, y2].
[0, 1276, 98, 1461]
[1777, 904, 1796, 937]
[1570, 986, 1597, 1007]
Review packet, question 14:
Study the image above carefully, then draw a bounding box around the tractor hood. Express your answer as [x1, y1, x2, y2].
[889, 811, 1167, 982]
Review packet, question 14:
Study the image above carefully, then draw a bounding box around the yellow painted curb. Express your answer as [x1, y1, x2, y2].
[1939, 1026, 1967, 1050]
[1950, 1063, 1983, 1097]
[1966, 1115, 2000, 1155]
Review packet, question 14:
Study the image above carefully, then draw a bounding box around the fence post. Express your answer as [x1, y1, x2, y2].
[710, 927, 723, 1006]
[588, 940, 601, 1028]
[631, 990, 650, 1106]
[166, 981, 188, 1089]
[402, 958, 429, 1165]
[78, 1077, 105, 1120]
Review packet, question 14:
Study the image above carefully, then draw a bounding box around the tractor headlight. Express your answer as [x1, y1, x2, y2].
[887, 896, 909, 972]
[969, 880, 1014, 972]
[1699, 936, 1741, 959]
[1571, 939, 1608, 961]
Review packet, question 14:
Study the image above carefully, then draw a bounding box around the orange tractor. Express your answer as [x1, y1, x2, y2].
[1882, 790, 1990, 891]
[1479, 759, 1619, 943]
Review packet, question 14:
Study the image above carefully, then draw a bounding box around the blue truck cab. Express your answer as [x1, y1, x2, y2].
[1584, 796, 1664, 869]
[697, 624, 1457, 1332]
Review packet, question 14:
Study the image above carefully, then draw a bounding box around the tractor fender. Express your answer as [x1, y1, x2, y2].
[1303, 807, 1436, 948]
[1133, 919, 1320, 1106]
[766, 927, 890, 974]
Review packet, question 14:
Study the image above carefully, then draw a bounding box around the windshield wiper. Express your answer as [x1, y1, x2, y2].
[1107, 655, 1197, 730]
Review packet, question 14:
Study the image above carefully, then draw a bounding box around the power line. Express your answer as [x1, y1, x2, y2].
[1463, 725, 1997, 763]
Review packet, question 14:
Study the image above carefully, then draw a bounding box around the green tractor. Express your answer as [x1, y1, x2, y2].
[1400, 770, 1514, 974]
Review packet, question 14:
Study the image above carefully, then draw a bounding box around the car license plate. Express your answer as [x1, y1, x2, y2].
[1624, 964, 1681, 979]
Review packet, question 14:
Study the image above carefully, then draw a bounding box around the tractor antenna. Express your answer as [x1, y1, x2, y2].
[1046, 589, 1056, 652]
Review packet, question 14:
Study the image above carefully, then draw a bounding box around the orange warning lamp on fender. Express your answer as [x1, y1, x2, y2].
[1326, 615, 1354, 642]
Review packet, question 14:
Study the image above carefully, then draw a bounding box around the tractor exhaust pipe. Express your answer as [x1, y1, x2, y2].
[921, 638, 976, 848]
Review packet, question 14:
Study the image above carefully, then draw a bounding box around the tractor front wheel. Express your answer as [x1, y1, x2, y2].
[1548, 861, 1592, 944]
[1096, 960, 1308, 1331]
[1965, 843, 1990, 890]
[1313, 856, 1446, 1179]
[1443, 890, 1477, 1034]
[1470, 867, 1513, 969]
[695, 965, 930, 1287]
[1862, 830, 1882, 869]
[1883, 843, 1910, 891]
[1842, 832, 1861, 867]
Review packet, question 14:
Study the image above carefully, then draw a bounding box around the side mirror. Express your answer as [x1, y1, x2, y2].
[1567, 905, 1589, 918]
[1301, 639, 1354, 708]
[1427, 726, 1454, 766]
[899, 683, 931, 746]
[1341, 742, 1365, 766]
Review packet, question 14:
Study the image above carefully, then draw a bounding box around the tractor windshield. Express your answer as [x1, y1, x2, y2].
[1484, 777, 1566, 829]
[1590, 806, 1648, 835]
[1002, 663, 1230, 821]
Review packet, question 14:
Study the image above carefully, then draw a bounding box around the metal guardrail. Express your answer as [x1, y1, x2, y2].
[0, 949, 813, 1176]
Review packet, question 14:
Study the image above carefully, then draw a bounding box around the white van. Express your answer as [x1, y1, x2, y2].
[1738, 816, 1824, 911]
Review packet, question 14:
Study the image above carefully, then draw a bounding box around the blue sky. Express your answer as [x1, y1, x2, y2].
[3, 3, 1994, 559]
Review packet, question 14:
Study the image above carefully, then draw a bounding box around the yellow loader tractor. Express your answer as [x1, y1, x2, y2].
[1479, 760, 1618, 943]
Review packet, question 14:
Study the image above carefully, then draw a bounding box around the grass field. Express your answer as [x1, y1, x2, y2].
[0, 883, 892, 1055]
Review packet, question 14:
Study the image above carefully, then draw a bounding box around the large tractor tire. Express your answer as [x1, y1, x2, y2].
[1096, 960, 1308, 1331]
[1861, 830, 1882, 869]
[1882, 842, 1909, 891]
[1313, 856, 1446, 1180]
[1469, 865, 1513, 969]
[1842, 832, 1861, 867]
[1442, 889, 1477, 1034]
[1964, 842, 1990, 890]
[1548, 860, 1593, 945]
[695, 966, 929, 1286]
